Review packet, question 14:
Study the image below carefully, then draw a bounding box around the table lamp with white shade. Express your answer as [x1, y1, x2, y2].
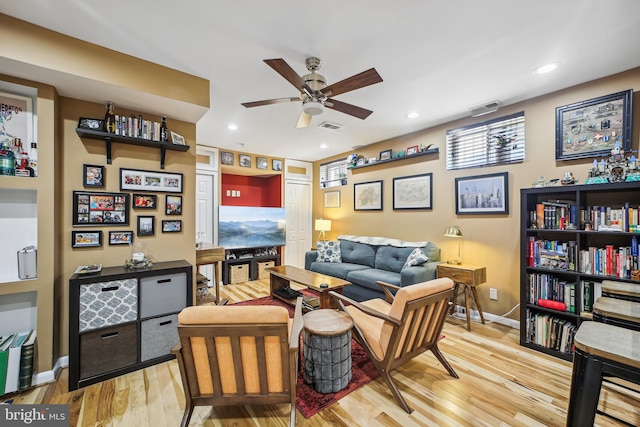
[315, 219, 332, 242]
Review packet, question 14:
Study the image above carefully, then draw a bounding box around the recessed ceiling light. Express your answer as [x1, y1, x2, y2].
[227, 123, 238, 130]
[535, 63, 559, 75]
[405, 112, 419, 119]
[319, 144, 328, 149]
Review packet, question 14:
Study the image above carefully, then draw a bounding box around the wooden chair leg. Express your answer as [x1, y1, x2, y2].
[566, 348, 603, 427]
[380, 370, 413, 413]
[180, 405, 194, 427]
[430, 344, 459, 379]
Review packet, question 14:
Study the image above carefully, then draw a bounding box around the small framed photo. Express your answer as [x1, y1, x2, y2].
[162, 219, 182, 233]
[221, 151, 234, 165]
[166, 195, 182, 215]
[272, 159, 282, 171]
[407, 145, 419, 156]
[257, 157, 268, 170]
[170, 131, 185, 145]
[239, 154, 251, 167]
[72, 230, 102, 248]
[354, 180, 383, 211]
[324, 191, 341, 208]
[379, 149, 392, 161]
[83, 164, 105, 188]
[137, 216, 155, 236]
[108, 230, 133, 245]
[455, 172, 509, 215]
[133, 194, 157, 209]
[77, 117, 104, 131]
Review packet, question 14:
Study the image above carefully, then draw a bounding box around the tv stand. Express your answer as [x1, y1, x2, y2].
[222, 247, 281, 284]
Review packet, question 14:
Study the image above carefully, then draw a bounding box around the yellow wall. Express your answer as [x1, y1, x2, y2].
[313, 68, 640, 321]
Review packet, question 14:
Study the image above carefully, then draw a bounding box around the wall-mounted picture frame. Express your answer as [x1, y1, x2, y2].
[555, 89, 633, 161]
[354, 180, 383, 211]
[170, 131, 185, 145]
[73, 191, 129, 226]
[393, 173, 432, 210]
[455, 172, 509, 215]
[133, 194, 157, 209]
[137, 216, 155, 236]
[407, 145, 419, 156]
[221, 151, 234, 165]
[108, 230, 133, 245]
[0, 91, 35, 154]
[324, 190, 341, 208]
[77, 117, 104, 131]
[72, 230, 102, 248]
[379, 149, 392, 161]
[83, 164, 105, 188]
[239, 154, 251, 167]
[272, 159, 282, 171]
[120, 168, 183, 193]
[257, 157, 268, 170]
[166, 195, 182, 215]
[162, 219, 182, 233]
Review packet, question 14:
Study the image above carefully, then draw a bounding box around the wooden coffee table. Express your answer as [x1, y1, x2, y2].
[265, 265, 351, 309]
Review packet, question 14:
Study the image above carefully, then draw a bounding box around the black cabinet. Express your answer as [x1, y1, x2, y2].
[520, 182, 640, 361]
[222, 251, 280, 284]
[69, 260, 192, 390]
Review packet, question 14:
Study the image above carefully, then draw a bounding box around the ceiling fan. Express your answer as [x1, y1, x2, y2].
[241, 57, 383, 128]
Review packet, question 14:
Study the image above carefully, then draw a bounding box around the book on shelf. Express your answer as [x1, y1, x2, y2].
[0, 334, 15, 395]
[4, 331, 31, 394]
[18, 330, 36, 391]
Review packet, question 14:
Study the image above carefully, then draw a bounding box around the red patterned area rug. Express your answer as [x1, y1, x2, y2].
[232, 293, 380, 418]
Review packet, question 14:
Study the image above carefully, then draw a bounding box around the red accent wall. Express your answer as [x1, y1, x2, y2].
[221, 174, 282, 207]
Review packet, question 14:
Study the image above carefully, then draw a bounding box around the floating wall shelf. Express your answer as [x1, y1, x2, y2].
[350, 147, 439, 170]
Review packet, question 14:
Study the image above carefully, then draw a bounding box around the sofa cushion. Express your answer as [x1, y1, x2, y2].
[375, 246, 415, 273]
[339, 239, 376, 268]
[308, 262, 369, 281]
[316, 240, 342, 263]
[402, 247, 429, 270]
[347, 268, 402, 290]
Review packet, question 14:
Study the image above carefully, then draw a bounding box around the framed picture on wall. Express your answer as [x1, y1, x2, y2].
[257, 157, 268, 170]
[455, 172, 509, 214]
[120, 168, 183, 193]
[393, 173, 432, 210]
[73, 191, 129, 226]
[221, 151, 234, 165]
[137, 216, 155, 236]
[239, 154, 251, 167]
[354, 180, 383, 211]
[272, 159, 282, 171]
[165, 195, 182, 215]
[133, 194, 157, 209]
[83, 164, 105, 187]
[162, 219, 182, 233]
[324, 191, 341, 208]
[72, 230, 102, 248]
[108, 231, 133, 245]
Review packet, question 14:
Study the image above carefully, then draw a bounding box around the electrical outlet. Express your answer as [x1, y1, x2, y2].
[489, 288, 498, 300]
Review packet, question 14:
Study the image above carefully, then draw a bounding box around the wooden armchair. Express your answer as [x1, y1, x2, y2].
[171, 297, 304, 427]
[330, 278, 458, 413]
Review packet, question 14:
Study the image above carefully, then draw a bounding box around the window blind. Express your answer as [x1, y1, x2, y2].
[319, 158, 348, 188]
[446, 111, 525, 170]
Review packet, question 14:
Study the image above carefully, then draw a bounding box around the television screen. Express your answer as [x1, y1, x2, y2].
[218, 206, 286, 250]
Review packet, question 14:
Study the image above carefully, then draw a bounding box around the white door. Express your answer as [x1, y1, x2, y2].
[284, 180, 311, 268]
[196, 172, 217, 281]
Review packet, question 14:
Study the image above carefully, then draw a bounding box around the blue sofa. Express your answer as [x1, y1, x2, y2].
[304, 235, 441, 301]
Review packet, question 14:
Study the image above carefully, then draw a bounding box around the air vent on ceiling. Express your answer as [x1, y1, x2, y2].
[469, 101, 501, 117]
[318, 121, 343, 132]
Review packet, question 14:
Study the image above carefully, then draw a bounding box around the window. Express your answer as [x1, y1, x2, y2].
[446, 111, 525, 170]
[319, 158, 348, 188]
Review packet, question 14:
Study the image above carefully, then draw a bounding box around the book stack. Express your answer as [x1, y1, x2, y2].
[530, 200, 576, 230]
[0, 330, 36, 396]
[525, 310, 576, 354]
[528, 237, 577, 270]
[527, 273, 577, 313]
[579, 238, 639, 278]
[114, 114, 162, 141]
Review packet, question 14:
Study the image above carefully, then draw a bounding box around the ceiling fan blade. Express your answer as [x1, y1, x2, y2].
[296, 111, 312, 128]
[263, 58, 311, 92]
[241, 97, 299, 108]
[321, 68, 383, 97]
[325, 98, 373, 120]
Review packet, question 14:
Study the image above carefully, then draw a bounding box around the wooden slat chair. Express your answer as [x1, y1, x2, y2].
[172, 297, 304, 427]
[330, 278, 458, 413]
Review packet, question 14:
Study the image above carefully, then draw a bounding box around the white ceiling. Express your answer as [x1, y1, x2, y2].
[3, 0, 640, 162]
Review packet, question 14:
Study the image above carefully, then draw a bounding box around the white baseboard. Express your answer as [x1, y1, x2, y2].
[452, 305, 520, 329]
[32, 356, 68, 387]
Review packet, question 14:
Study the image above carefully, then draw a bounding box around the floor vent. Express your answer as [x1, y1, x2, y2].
[318, 121, 343, 132]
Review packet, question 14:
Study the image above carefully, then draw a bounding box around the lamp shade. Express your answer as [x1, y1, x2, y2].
[444, 226, 462, 238]
[315, 219, 332, 232]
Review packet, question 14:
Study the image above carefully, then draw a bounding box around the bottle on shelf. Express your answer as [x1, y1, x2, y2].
[104, 101, 116, 133]
[28, 142, 38, 176]
[11, 138, 22, 168]
[0, 141, 16, 176]
[160, 115, 168, 142]
[15, 150, 35, 177]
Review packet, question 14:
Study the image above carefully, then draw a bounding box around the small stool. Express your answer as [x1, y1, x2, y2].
[566, 321, 640, 426]
[593, 296, 640, 332]
[302, 309, 353, 393]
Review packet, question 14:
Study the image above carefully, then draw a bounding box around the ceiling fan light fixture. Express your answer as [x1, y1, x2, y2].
[302, 99, 325, 116]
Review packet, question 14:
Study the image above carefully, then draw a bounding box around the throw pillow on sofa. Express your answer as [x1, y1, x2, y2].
[402, 247, 429, 270]
[316, 241, 342, 263]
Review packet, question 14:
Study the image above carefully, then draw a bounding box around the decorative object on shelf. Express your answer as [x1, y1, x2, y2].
[239, 154, 251, 167]
[530, 176, 560, 188]
[354, 180, 383, 211]
[137, 216, 155, 236]
[455, 172, 509, 215]
[72, 230, 102, 248]
[77, 118, 104, 130]
[324, 191, 340, 208]
[119, 168, 183, 193]
[133, 194, 157, 209]
[125, 242, 152, 268]
[83, 164, 105, 188]
[392, 150, 406, 158]
[272, 159, 282, 171]
[392, 173, 432, 210]
[256, 157, 268, 170]
[561, 171, 577, 185]
[109, 230, 133, 245]
[73, 191, 130, 226]
[196, 231, 204, 249]
[407, 145, 419, 156]
[585, 141, 640, 184]
[443, 226, 463, 264]
[221, 151, 234, 165]
[170, 131, 185, 145]
[379, 149, 392, 161]
[162, 219, 182, 233]
[420, 143, 434, 152]
[17, 246, 37, 279]
[314, 219, 332, 241]
[165, 195, 182, 215]
[0, 91, 35, 160]
[555, 89, 632, 161]
[347, 153, 359, 168]
[104, 101, 116, 133]
[74, 264, 102, 275]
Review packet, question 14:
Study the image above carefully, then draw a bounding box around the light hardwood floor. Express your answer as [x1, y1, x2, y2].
[6, 280, 638, 426]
